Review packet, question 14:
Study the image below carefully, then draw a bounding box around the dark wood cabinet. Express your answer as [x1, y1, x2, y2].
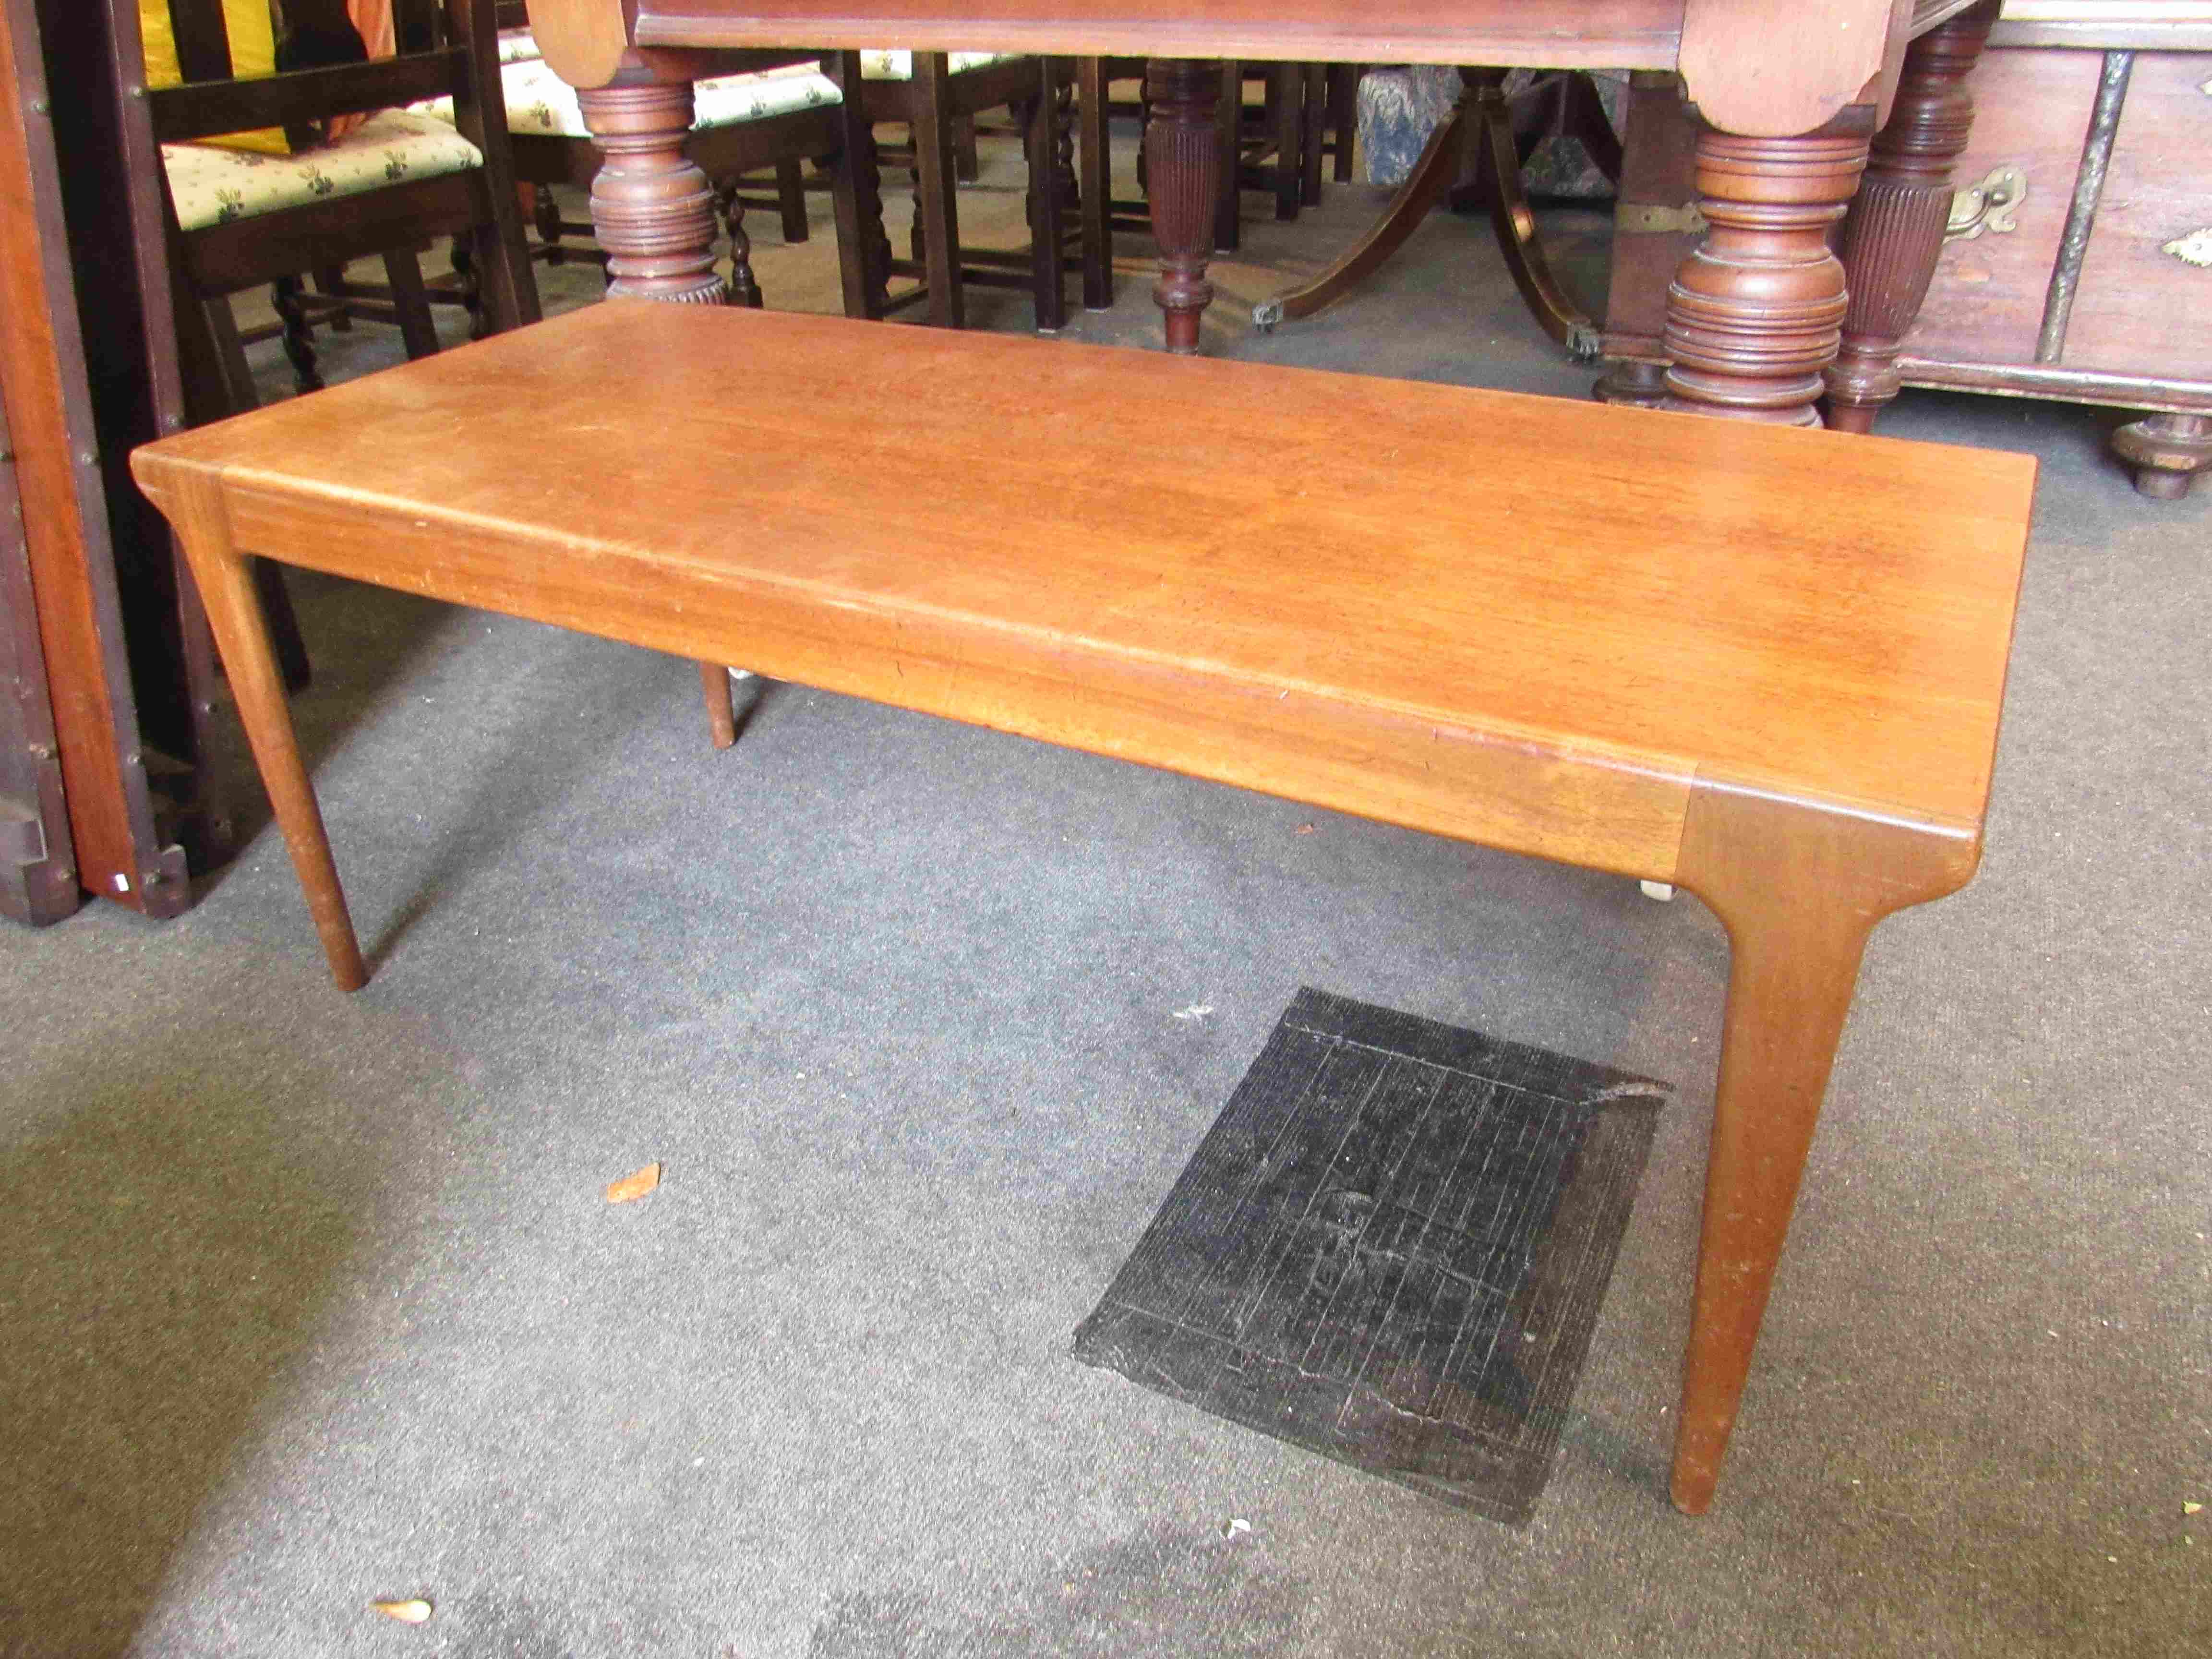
[0, 0, 199, 925]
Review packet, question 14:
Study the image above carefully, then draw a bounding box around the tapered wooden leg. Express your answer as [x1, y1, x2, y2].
[1143, 58, 1222, 354]
[1670, 780, 1979, 1513]
[1826, 1, 2000, 432]
[1661, 114, 1873, 425]
[171, 484, 367, 992]
[699, 661, 738, 748]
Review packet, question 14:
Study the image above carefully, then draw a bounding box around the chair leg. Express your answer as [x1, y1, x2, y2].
[1025, 60, 1070, 332]
[912, 53, 965, 328]
[1212, 60, 1242, 252]
[531, 182, 569, 263]
[201, 294, 263, 414]
[1328, 64, 1359, 183]
[714, 179, 764, 308]
[382, 248, 442, 358]
[774, 157, 810, 242]
[1300, 62, 1328, 207]
[952, 112, 981, 182]
[1271, 63, 1300, 220]
[312, 264, 354, 330]
[269, 276, 324, 395]
[1077, 56, 1113, 310]
[826, 51, 891, 319]
[448, 236, 485, 339]
[463, 166, 543, 335]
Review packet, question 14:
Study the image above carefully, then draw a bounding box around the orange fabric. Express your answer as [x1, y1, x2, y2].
[325, 0, 397, 141]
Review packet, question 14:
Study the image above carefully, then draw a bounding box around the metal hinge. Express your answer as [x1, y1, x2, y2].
[1617, 202, 1708, 236]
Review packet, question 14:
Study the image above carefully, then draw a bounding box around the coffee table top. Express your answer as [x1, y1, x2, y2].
[135, 302, 2035, 876]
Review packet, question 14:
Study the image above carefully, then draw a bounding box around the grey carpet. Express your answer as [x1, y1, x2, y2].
[2, 125, 2207, 1657]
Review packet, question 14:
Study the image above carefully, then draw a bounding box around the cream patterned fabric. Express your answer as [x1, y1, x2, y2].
[415, 54, 840, 139]
[496, 28, 541, 63]
[162, 108, 482, 232]
[859, 50, 1020, 80]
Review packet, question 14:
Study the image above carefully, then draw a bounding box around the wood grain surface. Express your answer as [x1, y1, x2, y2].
[626, 0, 1688, 72]
[132, 303, 2035, 878]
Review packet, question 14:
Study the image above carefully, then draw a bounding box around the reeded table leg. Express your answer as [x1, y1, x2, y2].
[1669, 780, 1980, 1513]
[1827, 1, 2001, 432]
[1662, 114, 1874, 425]
[1143, 58, 1223, 354]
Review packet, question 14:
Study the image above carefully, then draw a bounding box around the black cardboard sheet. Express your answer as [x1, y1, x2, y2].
[1073, 988, 1669, 1525]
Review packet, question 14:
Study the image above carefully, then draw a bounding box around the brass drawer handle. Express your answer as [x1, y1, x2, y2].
[1948, 165, 2028, 242]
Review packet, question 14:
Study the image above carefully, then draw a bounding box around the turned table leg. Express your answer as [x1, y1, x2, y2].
[1662, 115, 1873, 425]
[1144, 58, 1223, 355]
[1669, 780, 1979, 1513]
[1826, 1, 2002, 433]
[577, 70, 742, 745]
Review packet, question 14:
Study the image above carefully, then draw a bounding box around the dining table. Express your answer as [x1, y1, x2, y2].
[517, 0, 2013, 429]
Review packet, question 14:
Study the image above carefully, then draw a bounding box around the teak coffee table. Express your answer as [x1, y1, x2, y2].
[132, 301, 2036, 1513]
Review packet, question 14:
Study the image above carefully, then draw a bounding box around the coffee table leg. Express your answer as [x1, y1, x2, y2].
[1670, 780, 1979, 1512]
[169, 486, 368, 992]
[1144, 58, 1223, 354]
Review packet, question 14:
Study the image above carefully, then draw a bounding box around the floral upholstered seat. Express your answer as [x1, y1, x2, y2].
[417, 32, 842, 139]
[160, 108, 483, 232]
[856, 50, 1021, 80]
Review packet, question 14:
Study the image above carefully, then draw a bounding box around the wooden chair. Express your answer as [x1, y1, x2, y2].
[109, 0, 538, 423]
[107, 0, 538, 697]
[844, 50, 1110, 332]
